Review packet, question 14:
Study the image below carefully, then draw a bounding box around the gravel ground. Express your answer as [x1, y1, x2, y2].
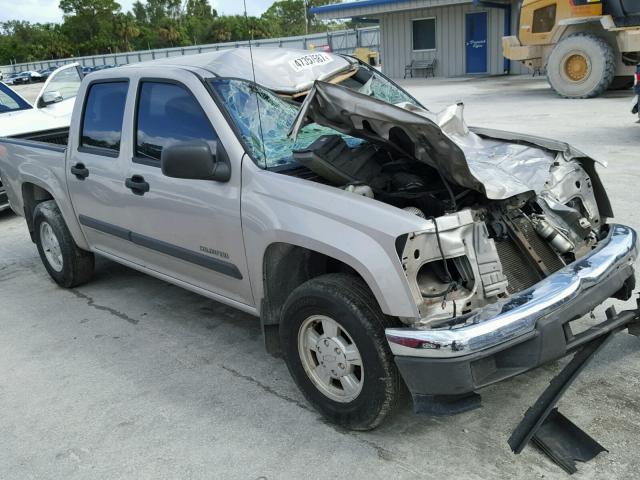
[1, 76, 639, 480]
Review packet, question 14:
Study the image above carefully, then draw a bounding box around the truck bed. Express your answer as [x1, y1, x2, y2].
[0, 130, 69, 217]
[10, 127, 69, 146]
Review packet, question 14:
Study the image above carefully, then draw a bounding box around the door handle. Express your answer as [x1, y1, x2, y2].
[125, 175, 150, 195]
[70, 162, 89, 180]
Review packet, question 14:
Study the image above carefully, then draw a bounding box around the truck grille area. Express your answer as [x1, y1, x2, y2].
[514, 215, 565, 272]
[495, 214, 566, 294]
[495, 239, 540, 294]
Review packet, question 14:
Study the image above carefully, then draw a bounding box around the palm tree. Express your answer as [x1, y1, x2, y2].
[115, 13, 140, 51]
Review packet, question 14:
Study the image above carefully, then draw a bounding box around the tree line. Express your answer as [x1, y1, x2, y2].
[0, 0, 347, 65]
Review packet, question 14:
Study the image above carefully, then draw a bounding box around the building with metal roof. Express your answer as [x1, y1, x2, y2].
[311, 0, 528, 79]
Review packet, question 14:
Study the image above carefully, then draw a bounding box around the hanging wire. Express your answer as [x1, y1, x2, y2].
[421, 216, 459, 318]
[243, 0, 268, 168]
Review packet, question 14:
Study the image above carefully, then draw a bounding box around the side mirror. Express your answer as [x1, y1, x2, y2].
[161, 140, 231, 182]
[41, 90, 63, 106]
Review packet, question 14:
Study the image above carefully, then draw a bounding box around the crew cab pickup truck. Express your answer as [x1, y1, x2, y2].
[0, 49, 638, 430]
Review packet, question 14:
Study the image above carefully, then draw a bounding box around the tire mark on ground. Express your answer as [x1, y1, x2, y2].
[70, 289, 139, 325]
[219, 364, 426, 478]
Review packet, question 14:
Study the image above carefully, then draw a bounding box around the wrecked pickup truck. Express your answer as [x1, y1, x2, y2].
[0, 49, 637, 430]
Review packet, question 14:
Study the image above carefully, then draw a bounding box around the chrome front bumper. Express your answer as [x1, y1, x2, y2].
[386, 224, 637, 359]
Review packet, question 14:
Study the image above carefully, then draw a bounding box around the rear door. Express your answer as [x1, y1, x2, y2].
[119, 71, 253, 306]
[67, 79, 134, 255]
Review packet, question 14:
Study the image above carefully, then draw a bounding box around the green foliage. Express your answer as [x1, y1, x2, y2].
[0, 0, 347, 64]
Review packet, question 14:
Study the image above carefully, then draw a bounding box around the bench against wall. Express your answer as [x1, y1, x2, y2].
[404, 59, 437, 78]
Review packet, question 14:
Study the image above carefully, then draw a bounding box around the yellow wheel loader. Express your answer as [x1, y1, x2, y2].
[503, 0, 640, 98]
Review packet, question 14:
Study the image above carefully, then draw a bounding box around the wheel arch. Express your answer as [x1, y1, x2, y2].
[22, 182, 54, 241]
[20, 180, 88, 249]
[258, 241, 413, 356]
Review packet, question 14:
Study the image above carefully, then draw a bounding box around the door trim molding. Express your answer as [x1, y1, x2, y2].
[78, 214, 243, 280]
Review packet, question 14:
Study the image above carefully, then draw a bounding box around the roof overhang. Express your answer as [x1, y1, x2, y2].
[311, 0, 472, 20]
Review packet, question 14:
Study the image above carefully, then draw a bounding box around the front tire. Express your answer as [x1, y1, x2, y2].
[546, 33, 616, 98]
[280, 273, 401, 430]
[33, 200, 94, 288]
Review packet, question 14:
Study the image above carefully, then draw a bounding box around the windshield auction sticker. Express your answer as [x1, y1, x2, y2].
[288, 53, 334, 72]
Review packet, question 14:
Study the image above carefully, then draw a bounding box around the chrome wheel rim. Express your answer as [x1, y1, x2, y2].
[40, 221, 63, 272]
[298, 315, 364, 403]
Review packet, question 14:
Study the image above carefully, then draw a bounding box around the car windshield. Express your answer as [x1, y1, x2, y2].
[209, 67, 418, 169]
[0, 82, 32, 113]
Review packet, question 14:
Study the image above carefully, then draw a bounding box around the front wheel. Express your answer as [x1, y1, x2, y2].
[280, 273, 401, 430]
[33, 200, 95, 288]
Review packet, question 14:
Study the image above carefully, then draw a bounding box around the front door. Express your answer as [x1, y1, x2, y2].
[465, 12, 488, 74]
[120, 74, 253, 307]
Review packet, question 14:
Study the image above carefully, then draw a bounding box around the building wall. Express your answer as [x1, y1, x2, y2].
[378, 1, 528, 78]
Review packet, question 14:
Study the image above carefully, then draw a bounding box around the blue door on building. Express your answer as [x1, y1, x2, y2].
[465, 12, 488, 74]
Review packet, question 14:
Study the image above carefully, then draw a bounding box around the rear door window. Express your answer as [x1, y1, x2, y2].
[80, 82, 128, 156]
[134, 81, 217, 165]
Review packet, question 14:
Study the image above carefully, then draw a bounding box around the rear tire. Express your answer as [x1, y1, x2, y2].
[280, 273, 401, 430]
[546, 33, 616, 98]
[33, 200, 94, 288]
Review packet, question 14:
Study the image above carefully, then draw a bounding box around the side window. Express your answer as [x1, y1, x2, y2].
[532, 4, 557, 34]
[80, 82, 128, 155]
[41, 65, 82, 104]
[135, 82, 217, 164]
[0, 88, 28, 113]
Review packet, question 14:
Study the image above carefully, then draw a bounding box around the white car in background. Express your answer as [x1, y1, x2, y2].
[0, 63, 82, 211]
[0, 63, 82, 139]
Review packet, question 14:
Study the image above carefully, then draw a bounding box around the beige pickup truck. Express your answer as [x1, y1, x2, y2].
[0, 49, 638, 430]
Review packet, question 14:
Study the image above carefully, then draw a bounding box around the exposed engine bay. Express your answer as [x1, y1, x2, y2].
[287, 81, 609, 327]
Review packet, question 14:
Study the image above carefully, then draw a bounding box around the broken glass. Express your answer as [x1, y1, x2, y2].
[209, 78, 363, 169]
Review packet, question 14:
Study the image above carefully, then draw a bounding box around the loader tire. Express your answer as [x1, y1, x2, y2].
[546, 33, 616, 98]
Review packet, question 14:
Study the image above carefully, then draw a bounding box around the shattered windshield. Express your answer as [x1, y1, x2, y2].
[340, 67, 417, 105]
[209, 70, 417, 169]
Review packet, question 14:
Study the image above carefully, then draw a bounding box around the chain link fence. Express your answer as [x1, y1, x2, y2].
[1, 26, 380, 74]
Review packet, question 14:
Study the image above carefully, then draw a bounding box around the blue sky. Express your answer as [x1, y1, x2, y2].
[0, 0, 276, 24]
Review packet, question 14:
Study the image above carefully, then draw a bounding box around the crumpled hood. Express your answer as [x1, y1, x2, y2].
[289, 81, 560, 200]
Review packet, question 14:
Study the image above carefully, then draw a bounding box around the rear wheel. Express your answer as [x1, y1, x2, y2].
[33, 200, 94, 288]
[280, 273, 401, 430]
[546, 33, 616, 98]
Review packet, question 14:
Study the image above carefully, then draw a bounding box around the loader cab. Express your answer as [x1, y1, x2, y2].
[604, 0, 640, 27]
[517, 0, 603, 46]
